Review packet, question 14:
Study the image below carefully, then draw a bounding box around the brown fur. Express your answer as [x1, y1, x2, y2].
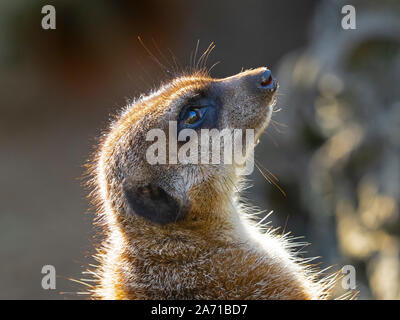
[86, 67, 337, 300]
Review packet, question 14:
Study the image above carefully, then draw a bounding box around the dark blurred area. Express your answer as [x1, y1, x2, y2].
[0, 0, 399, 299]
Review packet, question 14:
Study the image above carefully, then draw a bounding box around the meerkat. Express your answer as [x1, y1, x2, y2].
[86, 65, 337, 300]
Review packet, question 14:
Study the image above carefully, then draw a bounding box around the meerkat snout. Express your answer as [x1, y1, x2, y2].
[214, 67, 278, 135]
[88, 65, 336, 300]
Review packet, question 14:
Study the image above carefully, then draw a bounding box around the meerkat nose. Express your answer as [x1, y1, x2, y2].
[258, 68, 277, 92]
[216, 67, 278, 95]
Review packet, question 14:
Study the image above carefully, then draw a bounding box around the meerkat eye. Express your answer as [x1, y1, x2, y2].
[181, 106, 209, 128]
[185, 109, 201, 125]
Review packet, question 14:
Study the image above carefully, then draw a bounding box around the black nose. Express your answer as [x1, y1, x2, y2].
[258, 69, 277, 91]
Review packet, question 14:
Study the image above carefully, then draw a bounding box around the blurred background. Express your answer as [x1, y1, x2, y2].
[0, 0, 399, 299]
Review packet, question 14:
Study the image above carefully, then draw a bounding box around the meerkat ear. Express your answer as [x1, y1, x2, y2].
[123, 183, 188, 225]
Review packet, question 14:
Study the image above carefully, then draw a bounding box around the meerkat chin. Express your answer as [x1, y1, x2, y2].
[87, 66, 336, 300]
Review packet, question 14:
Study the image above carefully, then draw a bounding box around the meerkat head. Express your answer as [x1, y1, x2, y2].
[95, 67, 278, 229]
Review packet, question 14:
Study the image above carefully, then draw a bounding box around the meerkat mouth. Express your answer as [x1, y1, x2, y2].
[254, 95, 277, 141]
